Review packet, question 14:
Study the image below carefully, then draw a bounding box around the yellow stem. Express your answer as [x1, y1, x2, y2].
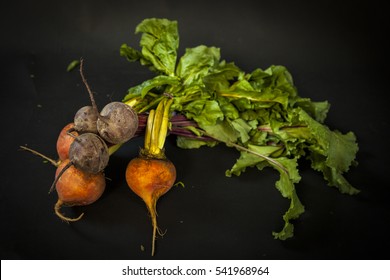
[143, 97, 173, 158]
[150, 100, 165, 155]
[108, 143, 122, 156]
[158, 98, 173, 150]
[144, 110, 155, 153]
[124, 97, 140, 108]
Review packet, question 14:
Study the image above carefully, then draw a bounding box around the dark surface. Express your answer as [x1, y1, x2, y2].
[1, 0, 389, 260]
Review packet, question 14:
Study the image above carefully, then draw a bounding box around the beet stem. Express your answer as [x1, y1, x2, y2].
[79, 58, 98, 113]
[66, 129, 78, 139]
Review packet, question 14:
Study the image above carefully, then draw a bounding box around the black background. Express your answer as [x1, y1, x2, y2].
[1, 0, 389, 260]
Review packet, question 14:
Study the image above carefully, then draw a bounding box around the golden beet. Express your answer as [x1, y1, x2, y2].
[125, 97, 176, 256]
[126, 156, 176, 256]
[56, 123, 78, 161]
[54, 159, 106, 222]
[125, 157, 176, 204]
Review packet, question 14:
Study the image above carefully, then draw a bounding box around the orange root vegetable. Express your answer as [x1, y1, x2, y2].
[125, 98, 175, 256]
[126, 157, 176, 255]
[54, 159, 106, 222]
[56, 123, 78, 161]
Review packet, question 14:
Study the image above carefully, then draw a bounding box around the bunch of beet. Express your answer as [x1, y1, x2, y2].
[20, 61, 181, 255]
[22, 59, 139, 222]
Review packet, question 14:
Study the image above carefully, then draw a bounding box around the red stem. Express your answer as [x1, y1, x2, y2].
[135, 113, 214, 140]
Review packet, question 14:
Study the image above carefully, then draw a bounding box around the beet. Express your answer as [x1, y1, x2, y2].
[69, 133, 109, 174]
[54, 159, 106, 222]
[73, 106, 99, 134]
[97, 102, 139, 144]
[56, 123, 78, 161]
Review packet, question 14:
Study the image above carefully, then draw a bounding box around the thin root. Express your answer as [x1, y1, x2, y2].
[49, 161, 72, 194]
[54, 200, 84, 222]
[19, 145, 59, 167]
[156, 227, 167, 237]
[147, 201, 158, 257]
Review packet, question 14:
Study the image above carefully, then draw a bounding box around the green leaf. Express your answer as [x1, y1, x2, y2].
[219, 87, 289, 109]
[295, 98, 330, 123]
[120, 43, 158, 72]
[231, 79, 255, 91]
[66, 60, 80, 72]
[277, 126, 312, 141]
[309, 151, 359, 195]
[176, 136, 218, 149]
[227, 151, 305, 240]
[271, 157, 304, 240]
[229, 118, 252, 143]
[249, 65, 297, 99]
[326, 130, 358, 173]
[120, 43, 144, 62]
[323, 166, 359, 195]
[226, 144, 284, 176]
[201, 119, 238, 144]
[135, 18, 179, 76]
[217, 96, 240, 119]
[183, 100, 224, 127]
[272, 190, 304, 240]
[203, 61, 242, 92]
[123, 75, 180, 101]
[298, 109, 359, 193]
[176, 45, 220, 86]
[273, 157, 301, 195]
[298, 109, 358, 172]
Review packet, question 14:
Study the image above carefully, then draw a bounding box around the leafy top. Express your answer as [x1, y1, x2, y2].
[120, 18, 359, 240]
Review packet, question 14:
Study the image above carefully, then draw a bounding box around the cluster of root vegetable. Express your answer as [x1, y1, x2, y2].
[21, 59, 180, 256]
